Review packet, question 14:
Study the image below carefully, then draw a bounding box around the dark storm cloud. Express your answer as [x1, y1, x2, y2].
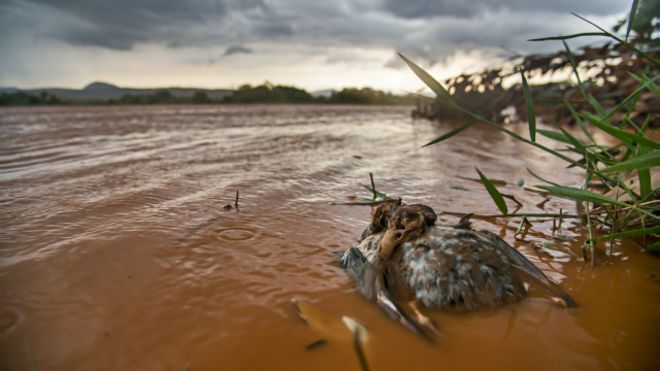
[10, 0, 266, 50]
[1, 0, 630, 59]
[223, 45, 254, 56]
[382, 0, 627, 19]
[254, 22, 295, 38]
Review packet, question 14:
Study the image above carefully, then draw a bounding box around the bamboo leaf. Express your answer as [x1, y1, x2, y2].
[476, 168, 508, 215]
[601, 151, 660, 173]
[582, 112, 660, 149]
[520, 69, 536, 142]
[528, 32, 607, 41]
[599, 225, 660, 241]
[399, 53, 455, 105]
[626, 0, 640, 43]
[422, 123, 472, 147]
[648, 241, 660, 252]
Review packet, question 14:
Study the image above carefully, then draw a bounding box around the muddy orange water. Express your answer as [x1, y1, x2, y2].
[0, 105, 658, 371]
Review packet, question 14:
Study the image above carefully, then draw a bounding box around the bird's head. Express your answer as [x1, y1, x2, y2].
[378, 203, 437, 260]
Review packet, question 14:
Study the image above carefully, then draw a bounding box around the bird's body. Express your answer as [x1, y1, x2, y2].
[340, 202, 576, 338]
[343, 226, 528, 311]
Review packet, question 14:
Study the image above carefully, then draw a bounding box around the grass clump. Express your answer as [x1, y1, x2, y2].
[400, 1, 659, 260]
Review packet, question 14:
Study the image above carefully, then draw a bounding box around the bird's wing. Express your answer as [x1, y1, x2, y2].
[375, 263, 438, 341]
[479, 230, 578, 308]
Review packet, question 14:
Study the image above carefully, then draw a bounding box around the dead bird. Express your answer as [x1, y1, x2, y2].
[341, 202, 577, 339]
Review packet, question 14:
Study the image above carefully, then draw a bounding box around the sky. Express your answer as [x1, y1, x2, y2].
[0, 0, 630, 92]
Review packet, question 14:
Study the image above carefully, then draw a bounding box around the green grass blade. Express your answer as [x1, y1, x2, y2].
[527, 168, 561, 186]
[360, 184, 387, 199]
[520, 69, 536, 142]
[562, 40, 583, 89]
[399, 53, 455, 105]
[476, 168, 508, 215]
[586, 94, 606, 116]
[538, 129, 573, 145]
[599, 225, 660, 241]
[537, 185, 628, 207]
[624, 116, 645, 136]
[422, 123, 472, 147]
[544, 183, 656, 219]
[601, 151, 660, 173]
[571, 12, 625, 42]
[528, 32, 607, 41]
[626, 0, 640, 43]
[571, 12, 659, 65]
[638, 167, 651, 198]
[564, 99, 596, 143]
[582, 112, 660, 149]
[537, 129, 586, 154]
[629, 72, 660, 95]
[640, 114, 652, 132]
[605, 75, 657, 119]
[559, 128, 587, 151]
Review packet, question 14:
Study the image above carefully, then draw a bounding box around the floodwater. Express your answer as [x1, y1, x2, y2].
[0, 104, 658, 371]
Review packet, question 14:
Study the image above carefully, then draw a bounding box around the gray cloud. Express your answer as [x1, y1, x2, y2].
[0, 0, 631, 81]
[223, 45, 254, 56]
[5, 0, 629, 52]
[14, 0, 263, 50]
[384, 54, 405, 69]
[382, 0, 627, 19]
[254, 22, 295, 38]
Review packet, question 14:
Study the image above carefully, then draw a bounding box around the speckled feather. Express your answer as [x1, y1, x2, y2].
[342, 226, 527, 312]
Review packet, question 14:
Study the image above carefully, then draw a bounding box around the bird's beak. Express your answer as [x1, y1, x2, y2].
[379, 227, 402, 260]
[378, 213, 425, 260]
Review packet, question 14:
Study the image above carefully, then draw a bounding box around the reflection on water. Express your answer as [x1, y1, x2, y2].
[0, 104, 658, 370]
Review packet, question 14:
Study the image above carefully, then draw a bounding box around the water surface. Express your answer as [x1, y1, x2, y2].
[0, 105, 658, 370]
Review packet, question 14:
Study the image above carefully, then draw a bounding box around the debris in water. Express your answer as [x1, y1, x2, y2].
[536, 198, 550, 209]
[293, 299, 370, 371]
[305, 339, 328, 350]
[222, 190, 240, 210]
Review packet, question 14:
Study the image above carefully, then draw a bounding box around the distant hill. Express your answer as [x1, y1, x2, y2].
[0, 82, 235, 102]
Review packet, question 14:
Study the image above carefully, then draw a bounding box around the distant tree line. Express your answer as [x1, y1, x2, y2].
[0, 84, 416, 106]
[109, 90, 212, 104]
[226, 83, 313, 103]
[0, 91, 62, 105]
[325, 87, 416, 105]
